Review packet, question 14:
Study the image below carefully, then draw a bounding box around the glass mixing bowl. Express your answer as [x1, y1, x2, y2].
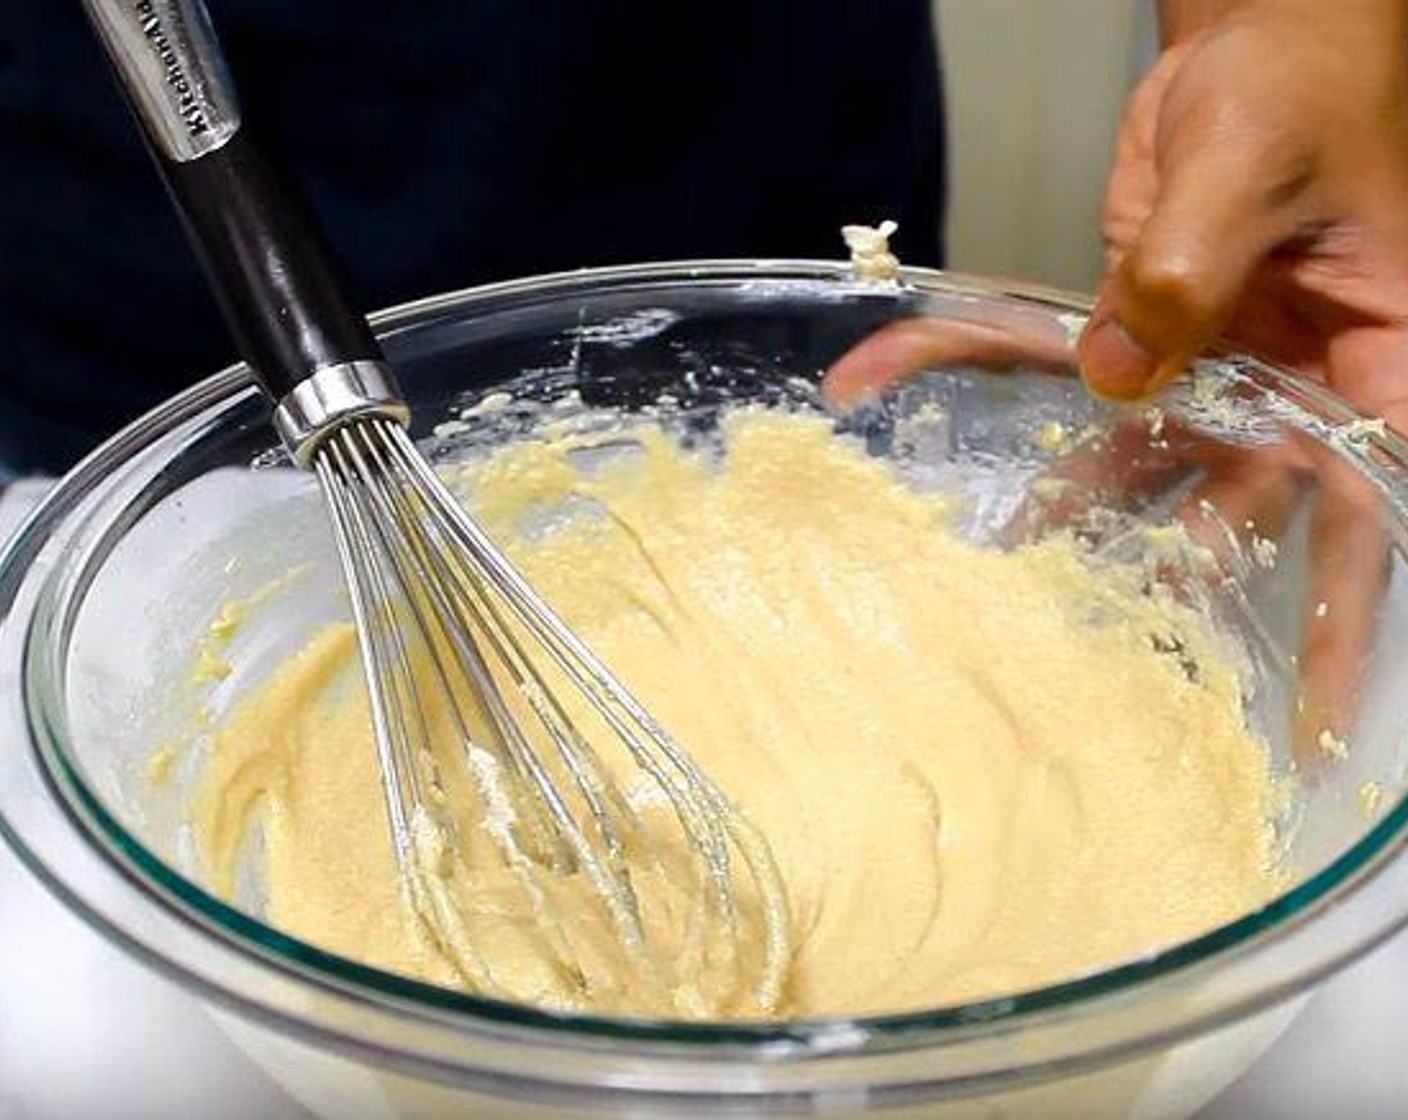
[4, 261, 1408, 1120]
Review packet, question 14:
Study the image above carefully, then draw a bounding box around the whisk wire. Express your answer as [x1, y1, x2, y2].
[406, 503, 649, 904]
[310, 416, 790, 1013]
[385, 429, 787, 992]
[386, 429, 738, 879]
[314, 449, 419, 848]
[321, 422, 673, 995]
[359, 445, 661, 981]
[324, 426, 606, 990]
[381, 420, 794, 1004]
[349, 423, 637, 882]
[317, 437, 511, 989]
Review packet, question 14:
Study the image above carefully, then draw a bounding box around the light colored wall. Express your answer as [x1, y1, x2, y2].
[936, 1, 1157, 292]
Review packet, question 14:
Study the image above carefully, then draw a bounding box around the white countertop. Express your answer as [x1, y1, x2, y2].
[2, 482, 1406, 1120]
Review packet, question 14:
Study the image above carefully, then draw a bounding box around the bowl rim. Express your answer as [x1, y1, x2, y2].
[5, 258, 1408, 1092]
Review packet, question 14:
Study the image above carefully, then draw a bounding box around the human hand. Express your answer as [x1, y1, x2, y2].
[821, 1, 1408, 769]
[1079, 0, 1408, 427]
[824, 307, 1383, 769]
[1078, 0, 1408, 763]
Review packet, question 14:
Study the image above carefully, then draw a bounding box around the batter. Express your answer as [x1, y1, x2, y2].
[192, 407, 1284, 1019]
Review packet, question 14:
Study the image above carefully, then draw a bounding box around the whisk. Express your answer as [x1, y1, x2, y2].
[86, 0, 789, 1015]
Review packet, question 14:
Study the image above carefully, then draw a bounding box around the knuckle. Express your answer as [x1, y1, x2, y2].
[1121, 250, 1214, 326]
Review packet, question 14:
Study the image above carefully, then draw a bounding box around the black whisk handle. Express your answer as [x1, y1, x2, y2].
[82, 0, 384, 403]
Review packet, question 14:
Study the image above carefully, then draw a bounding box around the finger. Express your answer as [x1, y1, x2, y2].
[821, 311, 1073, 408]
[1291, 446, 1389, 772]
[1325, 322, 1408, 428]
[1079, 117, 1316, 400]
[1098, 43, 1188, 267]
[1285, 317, 1408, 769]
[1003, 401, 1307, 552]
[1171, 444, 1308, 569]
[999, 412, 1185, 547]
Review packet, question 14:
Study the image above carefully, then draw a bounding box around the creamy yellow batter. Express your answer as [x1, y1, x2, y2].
[192, 407, 1283, 1020]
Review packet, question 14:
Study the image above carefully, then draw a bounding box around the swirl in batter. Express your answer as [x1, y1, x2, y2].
[192, 407, 1283, 1018]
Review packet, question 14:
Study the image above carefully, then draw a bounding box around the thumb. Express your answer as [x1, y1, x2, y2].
[1079, 140, 1309, 400]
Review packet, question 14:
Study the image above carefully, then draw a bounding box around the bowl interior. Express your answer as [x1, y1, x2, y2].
[28, 264, 1408, 1031]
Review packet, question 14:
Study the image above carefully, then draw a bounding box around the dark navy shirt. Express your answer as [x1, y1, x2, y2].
[1, 2, 945, 473]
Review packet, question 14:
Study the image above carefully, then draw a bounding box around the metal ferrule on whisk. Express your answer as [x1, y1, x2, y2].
[272, 362, 412, 467]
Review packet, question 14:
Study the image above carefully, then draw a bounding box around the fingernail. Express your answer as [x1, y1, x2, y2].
[820, 380, 879, 415]
[1079, 315, 1157, 400]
